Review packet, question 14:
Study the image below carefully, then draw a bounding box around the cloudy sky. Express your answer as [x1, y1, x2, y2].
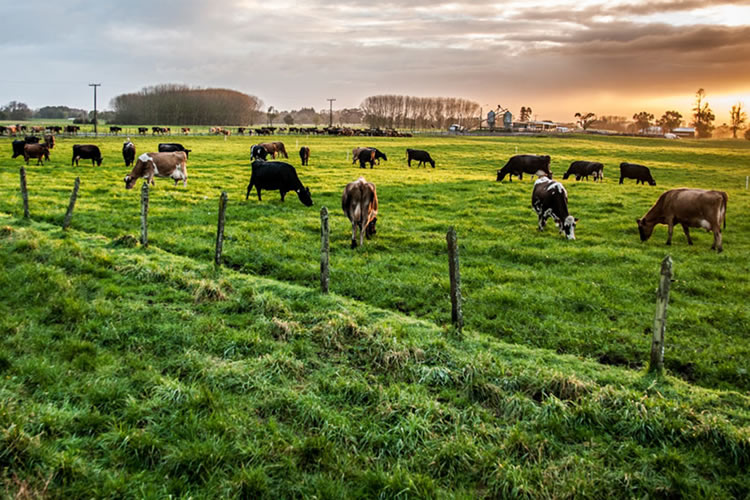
[1, 0, 749, 123]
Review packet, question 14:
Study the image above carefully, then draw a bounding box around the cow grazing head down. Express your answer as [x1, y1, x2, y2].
[636, 218, 655, 242]
[124, 175, 137, 189]
[297, 187, 313, 206]
[561, 215, 579, 240]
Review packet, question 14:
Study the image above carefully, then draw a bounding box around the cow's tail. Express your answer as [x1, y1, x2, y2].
[721, 191, 728, 229]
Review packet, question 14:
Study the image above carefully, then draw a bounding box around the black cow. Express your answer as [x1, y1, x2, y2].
[12, 140, 28, 158]
[245, 160, 313, 206]
[109, 126, 122, 134]
[158, 143, 191, 158]
[357, 148, 377, 168]
[123, 139, 136, 167]
[619, 162, 655, 185]
[497, 155, 551, 182]
[299, 146, 310, 166]
[563, 161, 604, 181]
[43, 134, 55, 150]
[72, 144, 103, 166]
[532, 176, 578, 239]
[406, 148, 435, 168]
[251, 144, 269, 161]
[24, 135, 40, 144]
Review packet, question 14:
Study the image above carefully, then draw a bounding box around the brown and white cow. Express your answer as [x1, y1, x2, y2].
[342, 177, 378, 248]
[124, 152, 188, 189]
[23, 143, 50, 165]
[637, 188, 727, 252]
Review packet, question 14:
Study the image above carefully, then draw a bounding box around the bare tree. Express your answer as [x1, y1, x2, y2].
[692, 88, 715, 138]
[730, 103, 747, 139]
[574, 112, 596, 130]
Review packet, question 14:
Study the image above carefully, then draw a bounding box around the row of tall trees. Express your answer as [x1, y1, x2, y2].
[110, 85, 264, 125]
[360, 95, 480, 129]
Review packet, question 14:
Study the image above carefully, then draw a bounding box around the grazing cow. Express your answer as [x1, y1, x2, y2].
[109, 126, 122, 134]
[158, 143, 192, 158]
[563, 161, 604, 181]
[497, 155, 551, 182]
[138, 127, 148, 135]
[637, 188, 727, 252]
[357, 148, 377, 168]
[299, 146, 310, 166]
[65, 125, 79, 134]
[72, 145, 103, 166]
[342, 177, 378, 248]
[124, 152, 188, 189]
[244, 160, 313, 206]
[31, 126, 44, 134]
[0, 126, 6, 135]
[23, 143, 50, 165]
[619, 162, 655, 185]
[123, 139, 136, 167]
[43, 134, 55, 150]
[406, 148, 435, 168]
[24, 136, 40, 144]
[12, 140, 26, 158]
[251, 144, 269, 161]
[259, 142, 288, 159]
[531, 176, 578, 239]
[181, 127, 191, 135]
[352, 147, 387, 166]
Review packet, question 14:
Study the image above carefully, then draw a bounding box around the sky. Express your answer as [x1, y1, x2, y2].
[1, 0, 749, 123]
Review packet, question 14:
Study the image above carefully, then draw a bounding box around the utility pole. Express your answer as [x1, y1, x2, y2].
[89, 83, 101, 137]
[327, 98, 336, 127]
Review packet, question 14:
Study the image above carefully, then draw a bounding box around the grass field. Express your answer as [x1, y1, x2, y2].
[2, 133, 748, 392]
[1, 132, 749, 496]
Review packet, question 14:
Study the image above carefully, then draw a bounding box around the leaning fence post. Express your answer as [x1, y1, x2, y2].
[214, 191, 228, 266]
[140, 181, 149, 247]
[446, 227, 463, 332]
[19, 167, 29, 218]
[649, 256, 673, 374]
[62, 177, 80, 230]
[320, 206, 330, 293]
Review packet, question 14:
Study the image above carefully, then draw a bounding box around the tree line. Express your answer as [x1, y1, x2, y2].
[574, 89, 747, 139]
[110, 84, 264, 126]
[359, 95, 480, 129]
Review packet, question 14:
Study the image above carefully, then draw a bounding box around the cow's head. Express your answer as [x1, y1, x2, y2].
[296, 187, 313, 206]
[124, 175, 138, 189]
[366, 217, 377, 237]
[561, 215, 578, 240]
[562, 171, 571, 180]
[636, 218, 654, 241]
[95, 157, 103, 166]
[648, 178, 656, 186]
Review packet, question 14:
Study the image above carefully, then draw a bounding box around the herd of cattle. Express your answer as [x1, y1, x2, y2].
[5, 135, 728, 252]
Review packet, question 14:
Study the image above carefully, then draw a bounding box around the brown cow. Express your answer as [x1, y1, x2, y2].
[124, 152, 188, 189]
[637, 188, 728, 252]
[342, 177, 378, 248]
[260, 142, 288, 159]
[23, 143, 50, 165]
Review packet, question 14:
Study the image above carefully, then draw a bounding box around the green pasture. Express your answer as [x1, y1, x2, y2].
[1, 133, 749, 393]
[1, 133, 750, 497]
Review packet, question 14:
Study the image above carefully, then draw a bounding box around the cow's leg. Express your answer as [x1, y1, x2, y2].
[681, 223, 693, 245]
[280, 190, 286, 202]
[407, 158, 411, 167]
[245, 181, 253, 200]
[713, 228, 723, 252]
[256, 187, 262, 201]
[351, 220, 358, 248]
[665, 217, 674, 245]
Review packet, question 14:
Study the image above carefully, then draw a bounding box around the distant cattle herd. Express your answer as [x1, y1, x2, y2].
[5, 132, 729, 252]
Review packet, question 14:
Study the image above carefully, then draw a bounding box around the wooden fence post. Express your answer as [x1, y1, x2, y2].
[215, 191, 228, 266]
[19, 167, 29, 218]
[140, 181, 149, 247]
[446, 227, 463, 331]
[62, 177, 80, 230]
[649, 255, 673, 374]
[320, 206, 330, 293]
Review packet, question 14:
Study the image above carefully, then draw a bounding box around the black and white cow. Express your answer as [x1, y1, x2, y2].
[531, 176, 578, 239]
[251, 144, 269, 161]
[122, 139, 136, 167]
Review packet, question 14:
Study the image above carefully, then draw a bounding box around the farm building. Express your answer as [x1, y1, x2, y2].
[672, 127, 696, 138]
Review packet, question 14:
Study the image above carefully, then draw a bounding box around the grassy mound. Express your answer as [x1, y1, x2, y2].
[1, 218, 748, 498]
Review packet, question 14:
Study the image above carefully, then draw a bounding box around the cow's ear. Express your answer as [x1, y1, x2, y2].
[635, 218, 641, 224]
[574, 218, 579, 223]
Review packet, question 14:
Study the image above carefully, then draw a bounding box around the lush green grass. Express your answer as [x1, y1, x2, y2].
[0, 217, 748, 498]
[2, 133, 748, 393]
